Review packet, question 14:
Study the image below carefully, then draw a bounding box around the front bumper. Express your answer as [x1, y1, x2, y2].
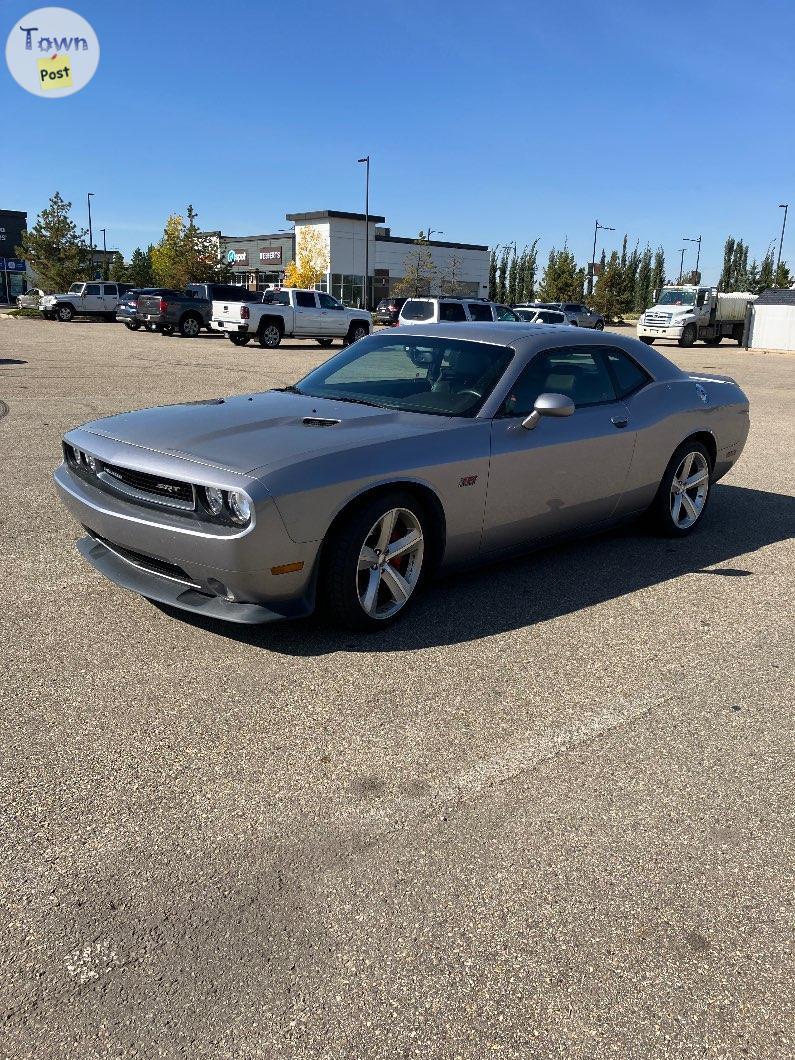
[54, 458, 320, 624]
[637, 322, 685, 340]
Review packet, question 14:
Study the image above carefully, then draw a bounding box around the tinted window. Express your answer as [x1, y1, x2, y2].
[85, 284, 101, 295]
[439, 301, 467, 322]
[263, 290, 290, 305]
[495, 305, 519, 321]
[295, 334, 514, 418]
[103, 284, 118, 296]
[467, 302, 493, 321]
[295, 291, 317, 308]
[503, 347, 617, 416]
[401, 300, 434, 321]
[563, 303, 581, 312]
[318, 293, 342, 309]
[604, 347, 651, 397]
[536, 311, 565, 323]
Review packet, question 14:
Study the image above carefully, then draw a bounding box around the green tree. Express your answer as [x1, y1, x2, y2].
[650, 248, 665, 302]
[757, 249, 774, 292]
[537, 247, 585, 302]
[487, 249, 498, 301]
[109, 252, 127, 282]
[590, 251, 623, 322]
[620, 239, 640, 314]
[773, 260, 792, 288]
[745, 259, 760, 294]
[127, 246, 155, 287]
[507, 250, 518, 305]
[496, 247, 510, 303]
[518, 241, 538, 302]
[394, 234, 436, 297]
[16, 191, 89, 292]
[151, 205, 229, 288]
[634, 245, 653, 312]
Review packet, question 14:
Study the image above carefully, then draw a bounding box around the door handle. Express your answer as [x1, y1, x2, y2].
[611, 415, 628, 429]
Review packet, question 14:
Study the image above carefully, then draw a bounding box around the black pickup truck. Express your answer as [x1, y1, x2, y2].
[136, 289, 212, 337]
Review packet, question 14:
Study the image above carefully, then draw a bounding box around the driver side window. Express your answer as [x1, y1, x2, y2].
[502, 347, 617, 416]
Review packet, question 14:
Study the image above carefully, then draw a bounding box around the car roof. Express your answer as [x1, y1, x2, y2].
[389, 322, 683, 380]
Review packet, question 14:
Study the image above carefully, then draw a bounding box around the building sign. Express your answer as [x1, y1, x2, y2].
[0, 257, 26, 271]
[259, 247, 282, 265]
[226, 250, 247, 265]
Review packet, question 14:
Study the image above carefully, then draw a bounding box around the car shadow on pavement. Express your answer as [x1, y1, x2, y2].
[159, 483, 795, 654]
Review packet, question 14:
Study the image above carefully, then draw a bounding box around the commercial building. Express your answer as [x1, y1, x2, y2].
[204, 210, 490, 306]
[0, 209, 28, 302]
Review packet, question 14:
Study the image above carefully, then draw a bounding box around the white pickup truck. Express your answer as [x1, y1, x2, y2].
[211, 288, 370, 349]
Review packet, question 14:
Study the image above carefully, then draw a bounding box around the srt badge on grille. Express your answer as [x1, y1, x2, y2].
[157, 482, 181, 493]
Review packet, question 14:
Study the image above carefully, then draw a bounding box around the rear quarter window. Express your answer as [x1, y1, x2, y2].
[401, 300, 435, 321]
[439, 302, 467, 322]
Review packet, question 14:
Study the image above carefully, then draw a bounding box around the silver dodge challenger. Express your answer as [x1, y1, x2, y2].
[55, 323, 750, 630]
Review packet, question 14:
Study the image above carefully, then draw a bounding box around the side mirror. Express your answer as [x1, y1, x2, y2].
[521, 392, 575, 430]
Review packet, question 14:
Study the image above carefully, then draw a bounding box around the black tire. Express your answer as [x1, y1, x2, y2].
[42, 311, 54, 320]
[258, 320, 282, 348]
[344, 321, 369, 347]
[124, 320, 141, 331]
[639, 336, 655, 345]
[55, 303, 74, 322]
[648, 441, 713, 537]
[316, 338, 335, 348]
[229, 333, 250, 346]
[594, 320, 605, 330]
[710, 335, 722, 345]
[161, 323, 175, 336]
[678, 323, 696, 348]
[320, 491, 429, 631]
[178, 314, 201, 338]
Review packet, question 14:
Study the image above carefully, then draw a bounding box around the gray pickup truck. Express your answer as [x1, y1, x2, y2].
[136, 289, 212, 337]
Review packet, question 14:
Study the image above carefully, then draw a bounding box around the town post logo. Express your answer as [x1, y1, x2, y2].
[6, 7, 99, 98]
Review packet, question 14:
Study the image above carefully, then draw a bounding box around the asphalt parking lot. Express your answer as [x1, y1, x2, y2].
[1, 317, 793, 1059]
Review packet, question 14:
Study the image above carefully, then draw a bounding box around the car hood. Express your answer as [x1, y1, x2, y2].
[82, 390, 454, 475]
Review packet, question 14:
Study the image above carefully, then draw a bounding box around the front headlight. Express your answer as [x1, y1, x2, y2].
[227, 489, 252, 524]
[203, 486, 224, 515]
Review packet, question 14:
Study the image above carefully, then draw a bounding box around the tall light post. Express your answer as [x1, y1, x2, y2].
[683, 235, 701, 277]
[589, 219, 615, 295]
[426, 228, 444, 240]
[357, 156, 370, 309]
[776, 204, 789, 277]
[678, 248, 686, 283]
[100, 227, 107, 279]
[87, 192, 95, 279]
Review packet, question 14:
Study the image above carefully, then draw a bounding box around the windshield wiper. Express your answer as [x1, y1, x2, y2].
[274, 384, 305, 394]
[326, 395, 390, 409]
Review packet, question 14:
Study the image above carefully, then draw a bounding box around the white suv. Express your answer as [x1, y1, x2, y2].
[40, 282, 135, 322]
[398, 297, 519, 326]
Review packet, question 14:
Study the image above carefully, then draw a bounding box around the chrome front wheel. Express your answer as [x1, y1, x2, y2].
[357, 508, 424, 621]
[670, 451, 710, 530]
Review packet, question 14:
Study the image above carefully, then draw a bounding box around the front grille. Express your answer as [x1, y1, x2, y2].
[86, 530, 199, 587]
[101, 463, 195, 506]
[644, 312, 672, 326]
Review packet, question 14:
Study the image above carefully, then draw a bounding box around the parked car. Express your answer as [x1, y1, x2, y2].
[40, 282, 135, 322]
[16, 287, 44, 309]
[374, 297, 408, 326]
[514, 308, 569, 324]
[186, 282, 264, 332]
[136, 289, 212, 337]
[398, 297, 519, 325]
[115, 288, 145, 330]
[55, 323, 749, 631]
[555, 302, 605, 329]
[211, 288, 370, 348]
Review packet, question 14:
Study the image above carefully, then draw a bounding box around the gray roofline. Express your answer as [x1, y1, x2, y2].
[199, 230, 295, 241]
[286, 210, 387, 224]
[375, 234, 489, 252]
[0, 209, 27, 218]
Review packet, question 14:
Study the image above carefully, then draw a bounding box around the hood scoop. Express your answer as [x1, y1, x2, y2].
[302, 416, 341, 428]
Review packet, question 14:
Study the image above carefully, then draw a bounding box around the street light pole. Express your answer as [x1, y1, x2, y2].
[87, 192, 94, 279]
[100, 227, 107, 279]
[357, 156, 370, 309]
[589, 219, 615, 296]
[776, 204, 788, 277]
[678, 248, 686, 283]
[683, 235, 701, 277]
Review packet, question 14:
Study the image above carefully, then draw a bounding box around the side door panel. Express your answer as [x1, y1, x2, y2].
[292, 292, 323, 335]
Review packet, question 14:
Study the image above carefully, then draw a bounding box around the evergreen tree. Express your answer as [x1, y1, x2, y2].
[757, 249, 774, 292]
[746, 259, 760, 294]
[634, 245, 653, 312]
[719, 237, 736, 290]
[496, 247, 510, 303]
[487, 249, 498, 301]
[537, 247, 585, 302]
[773, 260, 792, 288]
[109, 252, 127, 282]
[16, 192, 89, 292]
[519, 240, 538, 302]
[151, 205, 230, 288]
[507, 250, 518, 305]
[621, 240, 640, 314]
[651, 248, 665, 301]
[590, 251, 623, 321]
[127, 246, 155, 287]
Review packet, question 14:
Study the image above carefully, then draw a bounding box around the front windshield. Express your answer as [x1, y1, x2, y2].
[658, 289, 696, 306]
[293, 333, 514, 418]
[68, 283, 84, 293]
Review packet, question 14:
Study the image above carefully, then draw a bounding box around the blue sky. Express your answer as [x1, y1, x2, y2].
[2, 0, 793, 283]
